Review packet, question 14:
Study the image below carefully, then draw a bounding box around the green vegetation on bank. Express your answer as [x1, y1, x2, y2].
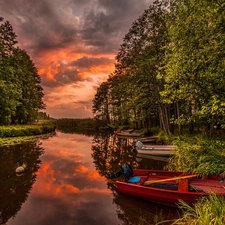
[158, 133, 225, 225]
[56, 118, 97, 129]
[0, 122, 56, 138]
[0, 121, 56, 146]
[167, 135, 225, 176]
[173, 194, 225, 225]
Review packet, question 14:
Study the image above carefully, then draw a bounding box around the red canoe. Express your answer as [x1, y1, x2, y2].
[116, 169, 225, 207]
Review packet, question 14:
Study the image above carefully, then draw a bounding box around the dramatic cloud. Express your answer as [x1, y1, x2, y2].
[0, 0, 154, 118]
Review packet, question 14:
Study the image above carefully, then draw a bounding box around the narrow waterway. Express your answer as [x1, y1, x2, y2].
[0, 130, 180, 225]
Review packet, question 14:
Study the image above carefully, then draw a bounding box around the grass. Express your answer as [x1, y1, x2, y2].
[0, 121, 56, 137]
[165, 135, 225, 176]
[0, 121, 56, 146]
[172, 194, 225, 225]
[159, 133, 225, 225]
[0, 135, 40, 146]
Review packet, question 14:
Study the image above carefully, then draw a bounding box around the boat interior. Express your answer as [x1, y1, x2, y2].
[126, 172, 225, 193]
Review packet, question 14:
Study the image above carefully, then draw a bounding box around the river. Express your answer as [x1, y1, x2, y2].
[0, 129, 180, 225]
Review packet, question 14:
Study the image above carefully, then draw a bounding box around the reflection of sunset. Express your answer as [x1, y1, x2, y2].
[77, 165, 88, 173]
[88, 170, 102, 179]
[33, 161, 109, 198]
[31, 133, 109, 204]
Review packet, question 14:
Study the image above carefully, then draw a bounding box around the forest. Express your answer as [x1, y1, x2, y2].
[0, 17, 45, 125]
[92, 0, 225, 135]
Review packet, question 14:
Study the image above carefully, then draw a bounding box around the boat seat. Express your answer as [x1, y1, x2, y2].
[128, 176, 141, 183]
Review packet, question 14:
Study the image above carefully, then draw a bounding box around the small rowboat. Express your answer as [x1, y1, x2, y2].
[116, 169, 225, 207]
[137, 136, 158, 143]
[115, 129, 142, 137]
[137, 148, 174, 157]
[135, 141, 175, 156]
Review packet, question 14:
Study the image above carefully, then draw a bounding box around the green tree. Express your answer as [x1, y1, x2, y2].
[113, 0, 170, 131]
[0, 17, 17, 56]
[92, 81, 110, 124]
[160, 0, 225, 134]
[0, 17, 45, 125]
[0, 17, 21, 125]
[11, 48, 45, 123]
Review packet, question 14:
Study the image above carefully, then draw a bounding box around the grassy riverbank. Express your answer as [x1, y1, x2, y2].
[0, 121, 56, 146]
[165, 134, 225, 176]
[161, 133, 225, 225]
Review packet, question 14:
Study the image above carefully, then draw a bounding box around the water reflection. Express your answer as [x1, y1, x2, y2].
[92, 132, 180, 225]
[0, 140, 44, 224]
[1, 130, 179, 225]
[3, 131, 121, 225]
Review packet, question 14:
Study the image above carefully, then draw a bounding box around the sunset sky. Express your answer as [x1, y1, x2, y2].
[0, 0, 153, 119]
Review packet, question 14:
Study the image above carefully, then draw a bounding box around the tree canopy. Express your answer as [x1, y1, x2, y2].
[0, 17, 45, 125]
[92, 0, 225, 134]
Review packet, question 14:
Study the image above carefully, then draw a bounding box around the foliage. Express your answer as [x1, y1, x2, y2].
[93, 0, 169, 131]
[56, 118, 98, 129]
[38, 112, 51, 120]
[92, 0, 225, 135]
[166, 136, 225, 175]
[0, 122, 56, 138]
[0, 17, 45, 125]
[159, 0, 225, 133]
[173, 194, 225, 225]
[92, 81, 110, 124]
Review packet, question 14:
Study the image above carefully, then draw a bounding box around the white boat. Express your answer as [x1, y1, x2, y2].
[135, 141, 175, 157]
[115, 129, 142, 137]
[136, 153, 169, 162]
[136, 136, 158, 143]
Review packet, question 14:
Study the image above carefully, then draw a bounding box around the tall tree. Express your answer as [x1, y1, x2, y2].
[0, 17, 20, 124]
[0, 17, 17, 56]
[0, 17, 45, 124]
[92, 81, 110, 124]
[160, 0, 225, 133]
[114, 0, 170, 131]
[11, 48, 45, 123]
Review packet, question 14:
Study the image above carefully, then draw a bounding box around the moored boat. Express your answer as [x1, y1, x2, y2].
[115, 129, 142, 137]
[135, 141, 175, 156]
[136, 153, 169, 162]
[116, 169, 225, 207]
[137, 148, 174, 157]
[137, 136, 158, 143]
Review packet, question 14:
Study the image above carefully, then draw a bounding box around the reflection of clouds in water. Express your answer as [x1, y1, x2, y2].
[38, 155, 106, 191]
[12, 190, 115, 225]
[7, 133, 119, 225]
[26, 159, 114, 225]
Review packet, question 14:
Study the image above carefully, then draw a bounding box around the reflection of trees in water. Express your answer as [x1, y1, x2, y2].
[91, 133, 177, 225]
[91, 133, 138, 201]
[56, 127, 99, 136]
[91, 133, 138, 178]
[136, 156, 168, 171]
[0, 140, 44, 225]
[114, 194, 179, 225]
[91, 133, 167, 179]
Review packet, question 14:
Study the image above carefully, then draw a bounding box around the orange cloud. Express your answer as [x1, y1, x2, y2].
[88, 170, 102, 179]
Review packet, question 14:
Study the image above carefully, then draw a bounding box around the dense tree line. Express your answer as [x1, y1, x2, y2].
[92, 0, 225, 134]
[0, 17, 45, 125]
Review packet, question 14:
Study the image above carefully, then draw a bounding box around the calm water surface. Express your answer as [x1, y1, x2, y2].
[1, 130, 179, 225]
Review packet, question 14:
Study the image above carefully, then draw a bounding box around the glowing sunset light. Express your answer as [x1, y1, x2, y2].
[56, 183, 80, 194]
[77, 165, 89, 173]
[88, 170, 102, 179]
[33, 160, 108, 198]
[0, 0, 154, 118]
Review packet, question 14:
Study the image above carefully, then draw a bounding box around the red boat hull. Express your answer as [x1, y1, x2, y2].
[116, 169, 225, 207]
